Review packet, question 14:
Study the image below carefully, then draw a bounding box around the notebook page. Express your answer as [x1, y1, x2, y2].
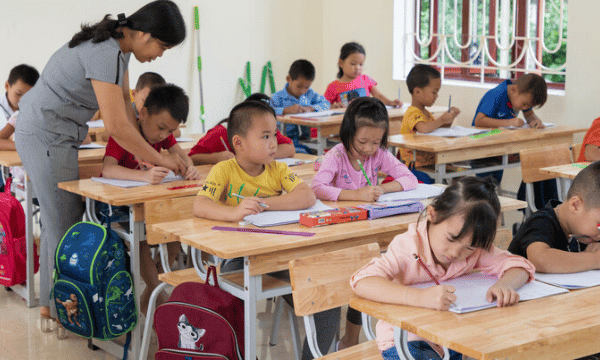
[412, 272, 568, 314]
[277, 158, 314, 167]
[534, 270, 600, 289]
[86, 119, 104, 128]
[79, 142, 105, 149]
[377, 184, 444, 202]
[418, 126, 488, 138]
[290, 109, 345, 119]
[91, 172, 182, 188]
[243, 200, 332, 227]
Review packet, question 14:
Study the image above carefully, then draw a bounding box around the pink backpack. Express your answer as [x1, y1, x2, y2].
[154, 265, 245, 360]
[0, 177, 39, 287]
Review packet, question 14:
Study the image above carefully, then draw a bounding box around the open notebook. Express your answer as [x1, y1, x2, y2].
[377, 184, 444, 202]
[418, 126, 488, 138]
[412, 272, 568, 314]
[91, 172, 183, 188]
[534, 270, 600, 289]
[289, 109, 345, 119]
[277, 158, 314, 167]
[243, 200, 332, 227]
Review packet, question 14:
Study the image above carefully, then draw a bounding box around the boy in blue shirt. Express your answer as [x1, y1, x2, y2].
[270, 59, 330, 141]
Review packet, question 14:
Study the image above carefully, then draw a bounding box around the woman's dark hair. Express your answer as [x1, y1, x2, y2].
[424, 177, 501, 251]
[69, 0, 186, 48]
[339, 97, 389, 152]
[217, 93, 272, 126]
[337, 42, 366, 79]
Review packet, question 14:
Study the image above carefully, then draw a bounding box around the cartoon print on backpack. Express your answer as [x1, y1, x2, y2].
[0, 224, 6, 254]
[56, 293, 81, 327]
[177, 314, 205, 350]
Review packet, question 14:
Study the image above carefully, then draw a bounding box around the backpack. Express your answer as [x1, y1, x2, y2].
[154, 265, 244, 360]
[52, 222, 137, 348]
[0, 176, 39, 287]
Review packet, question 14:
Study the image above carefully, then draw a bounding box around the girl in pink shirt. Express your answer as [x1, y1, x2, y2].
[351, 177, 535, 360]
[311, 97, 417, 352]
[324, 42, 402, 109]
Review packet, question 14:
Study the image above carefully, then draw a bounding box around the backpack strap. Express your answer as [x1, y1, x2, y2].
[122, 332, 131, 360]
[206, 265, 219, 288]
[4, 176, 12, 194]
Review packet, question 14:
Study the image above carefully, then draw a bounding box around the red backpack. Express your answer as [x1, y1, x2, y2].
[154, 265, 245, 360]
[0, 177, 39, 287]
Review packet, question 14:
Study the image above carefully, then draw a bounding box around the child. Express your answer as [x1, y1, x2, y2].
[270, 59, 330, 141]
[188, 93, 295, 165]
[101, 84, 201, 315]
[324, 42, 401, 109]
[399, 64, 460, 167]
[472, 73, 547, 129]
[1, 64, 39, 129]
[352, 177, 535, 360]
[577, 117, 600, 162]
[312, 96, 417, 201]
[508, 161, 600, 273]
[193, 99, 316, 221]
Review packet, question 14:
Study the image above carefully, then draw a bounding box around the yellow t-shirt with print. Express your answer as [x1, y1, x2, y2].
[399, 105, 435, 167]
[198, 158, 302, 206]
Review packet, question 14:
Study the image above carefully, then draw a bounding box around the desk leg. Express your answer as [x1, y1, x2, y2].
[317, 128, 325, 156]
[128, 211, 143, 360]
[24, 177, 37, 307]
[434, 163, 446, 184]
[393, 327, 450, 360]
[244, 256, 258, 360]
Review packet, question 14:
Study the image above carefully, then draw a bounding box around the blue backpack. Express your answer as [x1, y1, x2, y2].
[52, 222, 137, 345]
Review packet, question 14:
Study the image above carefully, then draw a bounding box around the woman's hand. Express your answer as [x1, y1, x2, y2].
[159, 152, 188, 176]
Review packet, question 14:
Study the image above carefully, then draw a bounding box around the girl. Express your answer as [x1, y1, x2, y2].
[15, 0, 187, 332]
[351, 177, 535, 360]
[311, 97, 417, 352]
[188, 93, 296, 165]
[324, 42, 401, 109]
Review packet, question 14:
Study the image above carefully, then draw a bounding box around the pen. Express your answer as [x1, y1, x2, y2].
[220, 137, 229, 151]
[413, 253, 440, 285]
[448, 95, 452, 112]
[357, 159, 372, 186]
[232, 193, 269, 208]
[139, 160, 155, 170]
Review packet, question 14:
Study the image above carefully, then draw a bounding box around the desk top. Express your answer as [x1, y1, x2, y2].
[350, 286, 600, 359]
[388, 126, 586, 152]
[539, 162, 589, 180]
[150, 194, 525, 260]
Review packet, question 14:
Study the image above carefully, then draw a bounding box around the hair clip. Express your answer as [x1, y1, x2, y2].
[117, 13, 127, 26]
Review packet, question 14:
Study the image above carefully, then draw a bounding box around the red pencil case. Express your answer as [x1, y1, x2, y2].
[299, 206, 368, 227]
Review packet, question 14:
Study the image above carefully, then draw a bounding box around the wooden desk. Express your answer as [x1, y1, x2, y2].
[278, 105, 448, 155]
[388, 126, 587, 183]
[350, 286, 600, 360]
[149, 194, 525, 360]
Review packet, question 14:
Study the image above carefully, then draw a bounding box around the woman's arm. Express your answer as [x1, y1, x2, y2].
[91, 79, 187, 174]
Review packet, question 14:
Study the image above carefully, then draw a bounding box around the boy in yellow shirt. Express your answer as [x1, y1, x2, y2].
[193, 100, 316, 222]
[399, 64, 460, 167]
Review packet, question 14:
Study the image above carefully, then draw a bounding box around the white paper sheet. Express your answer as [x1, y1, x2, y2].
[503, 122, 555, 130]
[87, 119, 104, 128]
[91, 172, 182, 188]
[79, 142, 105, 149]
[289, 109, 345, 119]
[243, 200, 332, 227]
[534, 270, 600, 289]
[277, 158, 314, 167]
[412, 272, 568, 313]
[377, 184, 444, 202]
[418, 126, 489, 138]
[175, 137, 196, 142]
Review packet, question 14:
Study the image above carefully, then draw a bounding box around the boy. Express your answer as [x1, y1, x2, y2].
[101, 84, 201, 314]
[508, 161, 600, 273]
[577, 116, 600, 162]
[193, 100, 316, 222]
[472, 73, 547, 129]
[399, 64, 460, 167]
[1, 64, 39, 129]
[270, 59, 330, 141]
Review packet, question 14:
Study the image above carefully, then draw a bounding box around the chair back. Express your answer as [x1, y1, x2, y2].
[145, 196, 195, 245]
[571, 143, 583, 162]
[520, 144, 571, 184]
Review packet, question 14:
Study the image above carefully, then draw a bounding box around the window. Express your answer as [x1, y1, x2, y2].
[393, 0, 568, 90]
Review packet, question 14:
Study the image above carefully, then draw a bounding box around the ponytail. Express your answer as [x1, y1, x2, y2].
[69, 0, 185, 49]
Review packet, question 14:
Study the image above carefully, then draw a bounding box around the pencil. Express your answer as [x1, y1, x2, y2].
[413, 253, 440, 285]
[232, 193, 269, 208]
[357, 159, 372, 186]
[220, 137, 228, 151]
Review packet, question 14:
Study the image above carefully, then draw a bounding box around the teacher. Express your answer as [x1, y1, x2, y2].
[15, 0, 187, 327]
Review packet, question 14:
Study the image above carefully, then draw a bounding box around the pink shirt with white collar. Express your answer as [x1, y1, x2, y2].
[350, 220, 535, 353]
[311, 143, 417, 201]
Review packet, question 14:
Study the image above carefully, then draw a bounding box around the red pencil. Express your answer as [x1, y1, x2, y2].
[168, 184, 201, 190]
[413, 253, 440, 285]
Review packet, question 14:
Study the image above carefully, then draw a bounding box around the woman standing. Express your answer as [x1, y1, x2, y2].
[15, 0, 187, 329]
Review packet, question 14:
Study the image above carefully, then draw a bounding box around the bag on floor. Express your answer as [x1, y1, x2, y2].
[0, 176, 39, 287]
[52, 221, 137, 343]
[154, 265, 244, 360]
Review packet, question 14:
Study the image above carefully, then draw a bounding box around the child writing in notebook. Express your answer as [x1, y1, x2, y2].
[352, 177, 535, 360]
[188, 93, 295, 165]
[509, 161, 600, 273]
[399, 65, 460, 168]
[324, 42, 401, 109]
[193, 99, 315, 221]
[101, 84, 200, 315]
